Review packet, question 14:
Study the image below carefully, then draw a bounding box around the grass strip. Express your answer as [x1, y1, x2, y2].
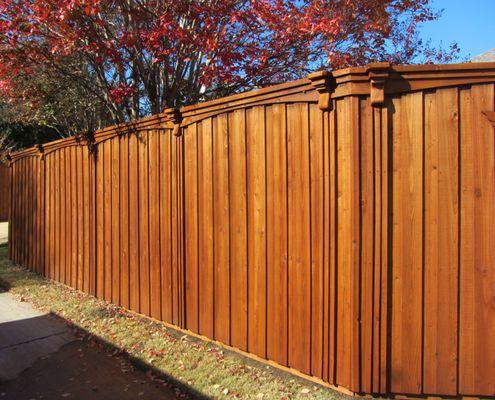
[0, 245, 344, 400]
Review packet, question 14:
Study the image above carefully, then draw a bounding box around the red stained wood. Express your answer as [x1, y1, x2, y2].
[7, 71, 495, 400]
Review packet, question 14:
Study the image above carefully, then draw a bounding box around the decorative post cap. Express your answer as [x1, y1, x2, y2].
[308, 70, 334, 111]
[164, 108, 183, 137]
[36, 144, 45, 160]
[366, 62, 391, 107]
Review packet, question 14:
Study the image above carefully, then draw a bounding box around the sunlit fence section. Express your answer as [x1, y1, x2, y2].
[7, 62, 495, 398]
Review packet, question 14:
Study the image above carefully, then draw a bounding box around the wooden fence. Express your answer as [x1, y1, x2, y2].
[0, 162, 9, 221]
[7, 62, 495, 398]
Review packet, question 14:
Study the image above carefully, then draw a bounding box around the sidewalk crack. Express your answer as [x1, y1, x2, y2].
[0, 331, 70, 351]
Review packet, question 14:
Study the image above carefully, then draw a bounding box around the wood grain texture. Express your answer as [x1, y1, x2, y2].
[120, 135, 130, 308]
[287, 103, 311, 375]
[423, 88, 459, 395]
[213, 114, 231, 344]
[266, 104, 288, 365]
[246, 106, 267, 359]
[129, 133, 140, 312]
[184, 124, 199, 332]
[309, 103, 324, 379]
[149, 131, 162, 320]
[111, 139, 120, 304]
[459, 84, 495, 396]
[335, 97, 360, 392]
[198, 118, 214, 338]
[139, 133, 150, 316]
[160, 131, 173, 323]
[360, 97, 374, 393]
[391, 92, 424, 395]
[229, 109, 248, 351]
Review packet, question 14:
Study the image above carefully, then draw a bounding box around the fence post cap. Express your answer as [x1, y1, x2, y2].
[307, 69, 334, 111]
[164, 108, 183, 137]
[366, 61, 392, 73]
[366, 62, 391, 107]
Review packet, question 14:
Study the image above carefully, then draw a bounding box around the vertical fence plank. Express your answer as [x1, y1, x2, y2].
[423, 88, 459, 395]
[60, 151, 66, 283]
[64, 148, 71, 285]
[229, 109, 248, 352]
[266, 104, 288, 365]
[129, 133, 140, 312]
[111, 139, 120, 304]
[33, 157, 38, 272]
[17, 159, 21, 265]
[360, 98, 375, 392]
[96, 144, 104, 299]
[120, 135, 130, 309]
[246, 106, 267, 359]
[184, 125, 199, 331]
[198, 118, 214, 338]
[12, 161, 16, 264]
[171, 135, 180, 326]
[8, 163, 13, 261]
[309, 103, 324, 379]
[26, 158, 33, 270]
[70, 147, 78, 288]
[77, 146, 84, 291]
[371, 106, 383, 393]
[89, 147, 96, 296]
[336, 97, 361, 391]
[21, 160, 25, 266]
[322, 108, 334, 383]
[391, 92, 424, 395]
[82, 147, 91, 294]
[176, 135, 185, 327]
[160, 131, 173, 322]
[149, 131, 162, 320]
[139, 132, 150, 316]
[459, 84, 495, 396]
[49, 154, 56, 279]
[287, 103, 311, 375]
[103, 142, 112, 300]
[213, 114, 230, 344]
[55, 150, 62, 281]
[40, 156, 46, 275]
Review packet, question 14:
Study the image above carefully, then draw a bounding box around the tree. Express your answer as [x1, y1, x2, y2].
[0, 0, 459, 132]
[1, 58, 115, 134]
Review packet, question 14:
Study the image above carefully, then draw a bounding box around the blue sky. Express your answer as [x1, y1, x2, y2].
[420, 0, 495, 60]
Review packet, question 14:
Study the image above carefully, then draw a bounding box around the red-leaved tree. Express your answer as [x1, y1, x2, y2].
[0, 0, 459, 127]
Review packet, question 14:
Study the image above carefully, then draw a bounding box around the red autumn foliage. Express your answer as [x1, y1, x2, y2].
[0, 0, 459, 124]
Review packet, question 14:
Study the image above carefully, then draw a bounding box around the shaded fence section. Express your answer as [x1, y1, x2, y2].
[0, 162, 9, 221]
[7, 63, 495, 398]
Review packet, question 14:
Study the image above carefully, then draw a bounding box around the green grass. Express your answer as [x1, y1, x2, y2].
[0, 244, 345, 400]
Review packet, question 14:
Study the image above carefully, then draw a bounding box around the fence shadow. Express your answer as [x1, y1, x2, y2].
[0, 304, 211, 399]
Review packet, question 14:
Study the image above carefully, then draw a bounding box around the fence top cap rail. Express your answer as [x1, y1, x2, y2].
[8, 61, 495, 161]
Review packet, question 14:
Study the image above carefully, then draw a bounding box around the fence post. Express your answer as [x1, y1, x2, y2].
[165, 108, 187, 328]
[6, 154, 13, 260]
[87, 133, 97, 297]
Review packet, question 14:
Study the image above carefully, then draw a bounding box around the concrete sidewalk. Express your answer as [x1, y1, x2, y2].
[0, 223, 7, 245]
[0, 290, 74, 381]
[0, 288, 180, 399]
